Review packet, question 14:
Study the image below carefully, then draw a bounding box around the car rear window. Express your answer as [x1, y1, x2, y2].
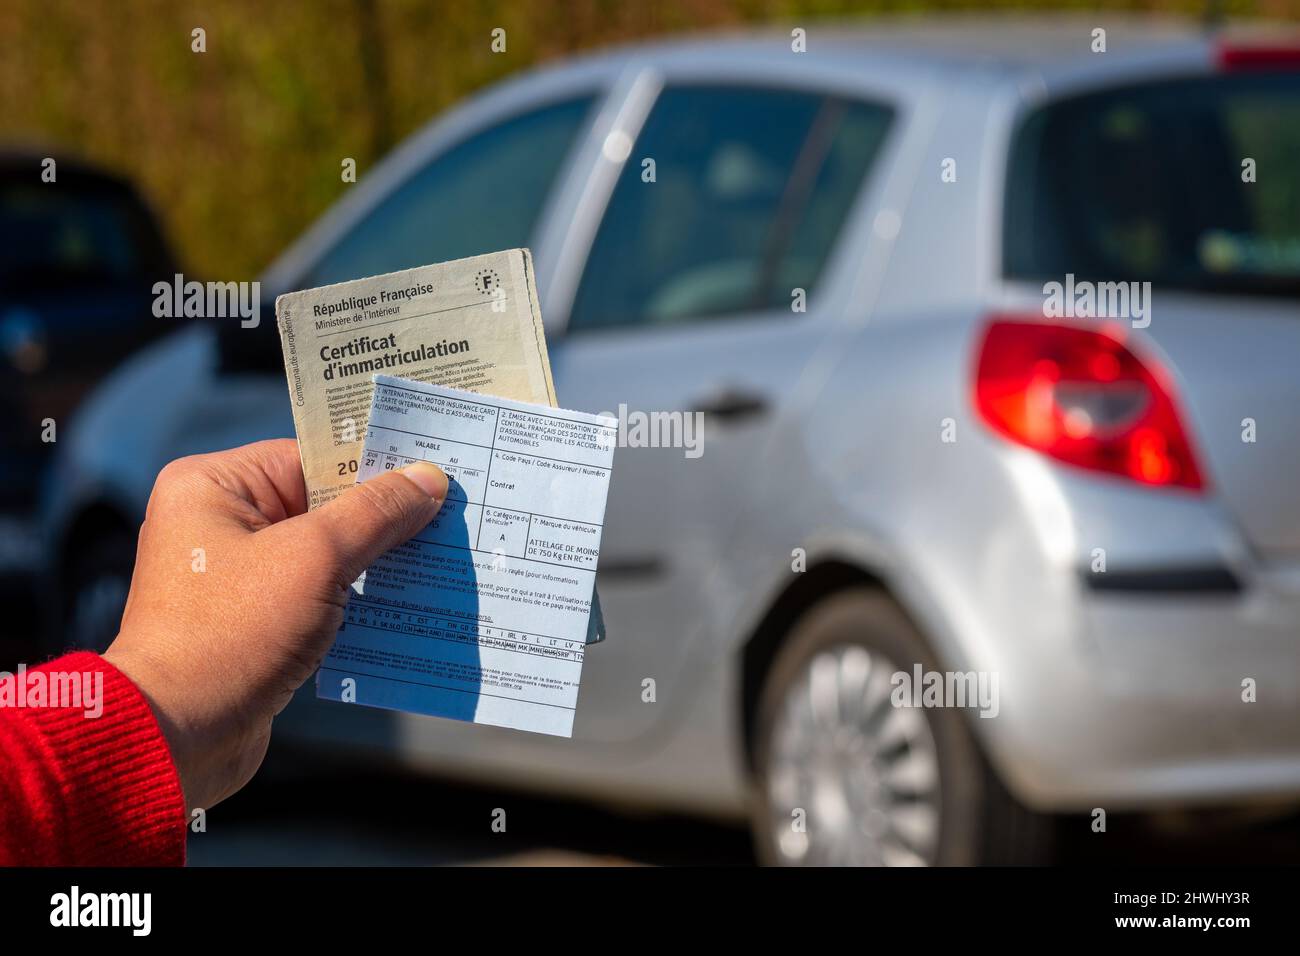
[1004, 73, 1300, 299]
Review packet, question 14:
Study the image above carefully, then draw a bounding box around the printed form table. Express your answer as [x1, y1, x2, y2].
[319, 375, 617, 736]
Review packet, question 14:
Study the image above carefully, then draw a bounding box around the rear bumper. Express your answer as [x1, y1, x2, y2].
[985, 564, 1300, 811]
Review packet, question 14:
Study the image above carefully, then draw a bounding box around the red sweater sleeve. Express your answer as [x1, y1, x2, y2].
[0, 651, 186, 866]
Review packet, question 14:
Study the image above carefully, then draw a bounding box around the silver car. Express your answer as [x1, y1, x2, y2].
[42, 18, 1300, 864]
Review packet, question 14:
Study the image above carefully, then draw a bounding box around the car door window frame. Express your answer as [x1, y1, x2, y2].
[543, 67, 904, 337]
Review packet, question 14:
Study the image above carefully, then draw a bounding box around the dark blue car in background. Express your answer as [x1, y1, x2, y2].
[0, 150, 178, 661]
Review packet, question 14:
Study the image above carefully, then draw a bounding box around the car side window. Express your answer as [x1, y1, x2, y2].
[567, 86, 893, 332]
[307, 95, 595, 287]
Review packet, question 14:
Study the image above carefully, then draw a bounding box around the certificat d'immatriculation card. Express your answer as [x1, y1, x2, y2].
[275, 249, 606, 646]
[317, 374, 617, 737]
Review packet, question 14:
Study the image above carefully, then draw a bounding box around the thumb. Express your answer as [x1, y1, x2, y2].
[305, 461, 448, 585]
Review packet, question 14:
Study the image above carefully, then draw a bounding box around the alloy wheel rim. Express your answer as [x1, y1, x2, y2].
[765, 643, 942, 865]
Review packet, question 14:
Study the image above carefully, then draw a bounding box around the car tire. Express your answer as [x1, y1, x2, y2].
[751, 588, 1054, 865]
[59, 529, 136, 655]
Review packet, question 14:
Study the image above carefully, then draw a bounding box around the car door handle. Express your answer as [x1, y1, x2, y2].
[691, 387, 770, 423]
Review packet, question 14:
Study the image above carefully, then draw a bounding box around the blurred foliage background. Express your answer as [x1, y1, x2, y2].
[1, 0, 1296, 279]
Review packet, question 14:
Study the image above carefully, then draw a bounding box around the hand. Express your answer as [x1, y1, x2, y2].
[103, 439, 448, 813]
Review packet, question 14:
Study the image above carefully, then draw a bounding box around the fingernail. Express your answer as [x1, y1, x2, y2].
[400, 461, 448, 501]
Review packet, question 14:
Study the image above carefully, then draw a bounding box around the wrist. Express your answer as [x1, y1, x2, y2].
[103, 641, 198, 812]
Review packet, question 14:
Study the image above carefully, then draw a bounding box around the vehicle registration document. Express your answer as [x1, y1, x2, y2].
[276, 249, 605, 645]
[318, 376, 616, 737]
[275, 250, 556, 511]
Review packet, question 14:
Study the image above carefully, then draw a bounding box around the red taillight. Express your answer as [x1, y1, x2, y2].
[1217, 41, 1300, 72]
[974, 318, 1205, 492]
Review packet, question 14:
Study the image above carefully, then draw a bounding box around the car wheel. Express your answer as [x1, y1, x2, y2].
[62, 530, 135, 654]
[751, 589, 1053, 865]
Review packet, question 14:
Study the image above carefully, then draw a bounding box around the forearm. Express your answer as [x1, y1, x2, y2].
[0, 652, 186, 866]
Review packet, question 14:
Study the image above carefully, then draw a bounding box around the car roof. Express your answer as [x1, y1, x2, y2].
[549, 13, 1280, 83]
[813, 15, 1210, 68]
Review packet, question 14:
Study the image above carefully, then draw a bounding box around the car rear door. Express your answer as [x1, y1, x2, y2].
[543, 71, 898, 746]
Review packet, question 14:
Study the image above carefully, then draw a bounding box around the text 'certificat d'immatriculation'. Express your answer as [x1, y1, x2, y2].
[317, 374, 617, 738]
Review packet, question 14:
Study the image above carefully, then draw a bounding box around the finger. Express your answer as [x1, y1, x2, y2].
[212, 439, 311, 520]
[244, 438, 313, 517]
[299, 462, 448, 584]
[153, 439, 309, 525]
